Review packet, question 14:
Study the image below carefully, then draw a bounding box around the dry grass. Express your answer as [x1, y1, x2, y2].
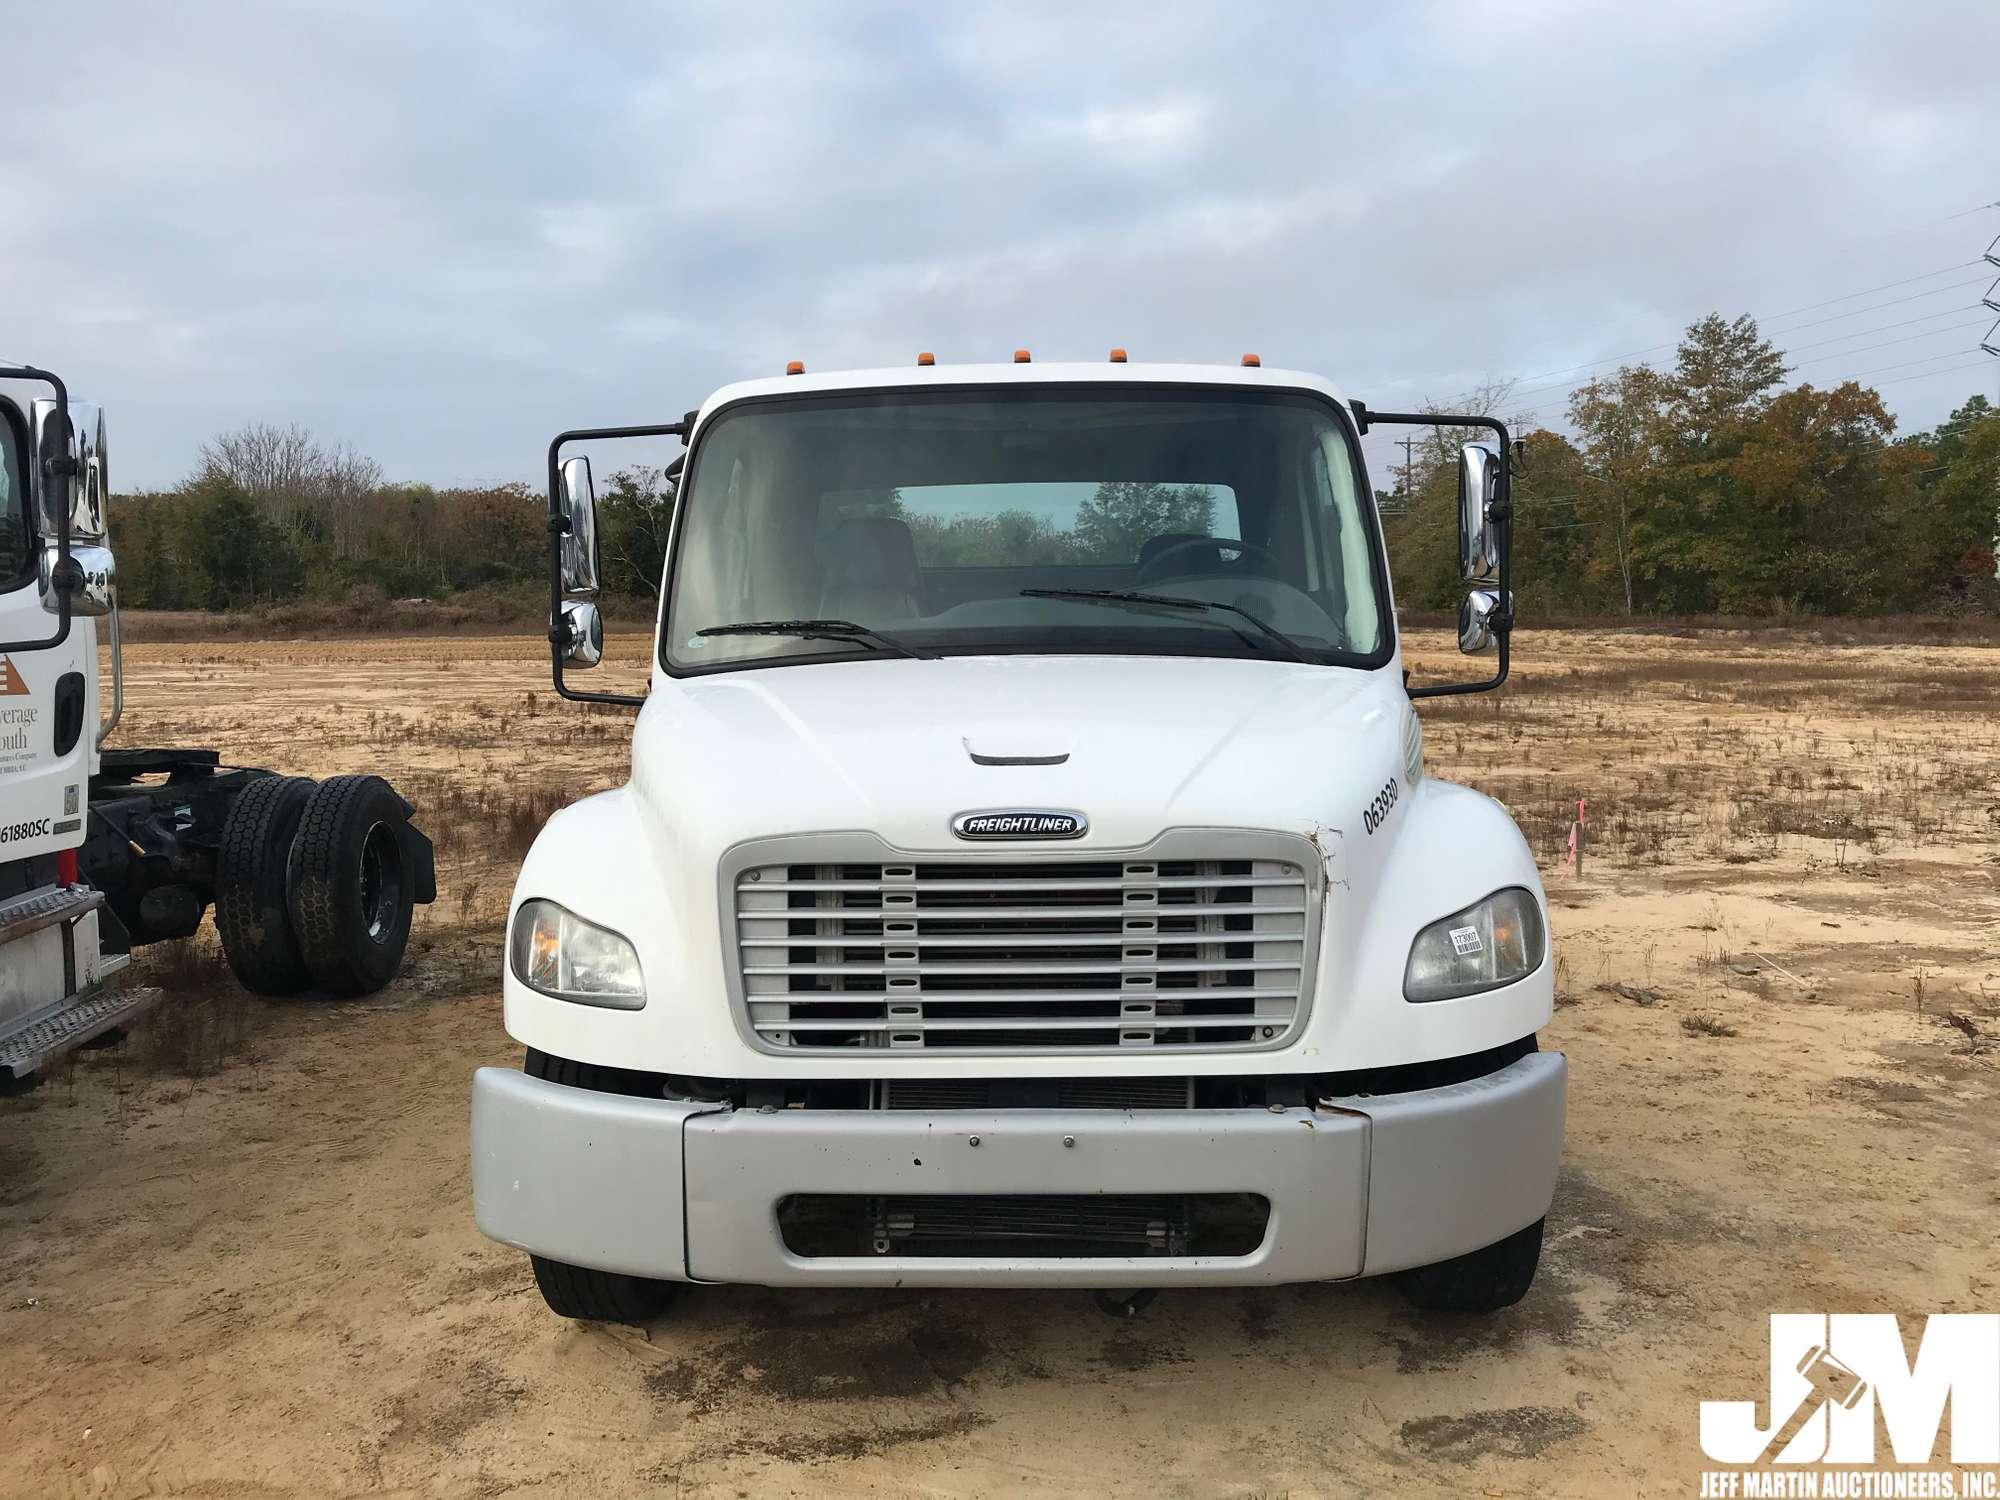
[1679, 1012, 1739, 1038]
[1418, 631, 2000, 869]
[1400, 609, 2000, 646]
[124, 931, 255, 1078]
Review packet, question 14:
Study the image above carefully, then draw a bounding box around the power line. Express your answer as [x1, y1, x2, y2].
[1760, 263, 1986, 323]
[1436, 261, 1987, 400]
[1764, 276, 1992, 335]
[1495, 311, 1992, 429]
[1871, 357, 1997, 390]
[1786, 318, 1991, 368]
[1828, 348, 1982, 383]
[1502, 306, 1987, 411]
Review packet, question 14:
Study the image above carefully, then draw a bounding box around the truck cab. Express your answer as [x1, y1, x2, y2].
[0, 375, 131, 1072]
[0, 363, 435, 1088]
[472, 356, 1562, 1319]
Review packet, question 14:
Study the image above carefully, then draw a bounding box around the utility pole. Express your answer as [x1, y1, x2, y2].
[1398, 435, 1416, 498]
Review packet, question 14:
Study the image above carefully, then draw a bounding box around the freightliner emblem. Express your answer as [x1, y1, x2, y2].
[951, 809, 1088, 841]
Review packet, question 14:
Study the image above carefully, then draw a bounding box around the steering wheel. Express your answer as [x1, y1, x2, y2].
[1135, 536, 1281, 586]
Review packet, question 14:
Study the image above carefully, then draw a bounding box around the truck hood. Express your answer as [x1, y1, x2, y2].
[627, 654, 1408, 857]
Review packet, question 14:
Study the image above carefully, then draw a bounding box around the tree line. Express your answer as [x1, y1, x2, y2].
[109, 313, 1997, 619]
[1383, 314, 1999, 617]
[113, 427, 670, 612]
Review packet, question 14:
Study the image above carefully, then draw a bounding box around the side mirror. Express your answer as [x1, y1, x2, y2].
[1458, 587, 1510, 654]
[1456, 440, 1500, 581]
[31, 398, 109, 544]
[40, 543, 115, 618]
[559, 599, 603, 668]
[559, 455, 600, 596]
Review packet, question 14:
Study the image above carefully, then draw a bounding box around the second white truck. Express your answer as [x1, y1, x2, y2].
[471, 353, 1562, 1321]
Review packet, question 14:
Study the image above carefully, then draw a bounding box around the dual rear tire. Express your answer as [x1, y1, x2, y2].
[215, 773, 416, 997]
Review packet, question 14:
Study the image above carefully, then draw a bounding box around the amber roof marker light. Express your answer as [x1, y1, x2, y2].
[1108, 348, 1128, 363]
[1241, 353, 1261, 368]
[917, 352, 936, 366]
[785, 360, 805, 376]
[1013, 349, 1032, 364]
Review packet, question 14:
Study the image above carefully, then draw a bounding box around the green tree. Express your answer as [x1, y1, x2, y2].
[180, 474, 305, 608]
[1568, 367, 1668, 613]
[1072, 482, 1216, 563]
[907, 509, 1084, 567]
[1635, 314, 1788, 611]
[1918, 404, 2000, 607]
[597, 466, 678, 598]
[1718, 382, 1903, 613]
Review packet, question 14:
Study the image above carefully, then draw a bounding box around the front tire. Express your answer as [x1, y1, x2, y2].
[521, 1048, 679, 1322]
[529, 1255, 677, 1322]
[1396, 1216, 1545, 1313]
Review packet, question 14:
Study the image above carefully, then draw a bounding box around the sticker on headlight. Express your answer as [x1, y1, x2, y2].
[1449, 925, 1483, 956]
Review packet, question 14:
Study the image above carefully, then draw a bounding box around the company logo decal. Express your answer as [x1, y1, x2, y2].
[1699, 1313, 1998, 1493]
[951, 809, 1088, 841]
[0, 666, 38, 776]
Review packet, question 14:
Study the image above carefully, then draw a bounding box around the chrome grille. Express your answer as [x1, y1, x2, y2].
[729, 846, 1313, 1053]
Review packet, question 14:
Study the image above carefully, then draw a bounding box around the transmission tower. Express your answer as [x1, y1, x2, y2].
[1983, 232, 2000, 359]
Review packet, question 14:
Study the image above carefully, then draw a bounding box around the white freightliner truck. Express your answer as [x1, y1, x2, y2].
[0, 363, 436, 1087]
[472, 354, 1562, 1320]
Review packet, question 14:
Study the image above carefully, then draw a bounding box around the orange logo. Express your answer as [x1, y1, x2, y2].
[0, 657, 25, 696]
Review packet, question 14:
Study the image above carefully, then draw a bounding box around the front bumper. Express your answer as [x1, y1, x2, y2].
[470, 1051, 1565, 1288]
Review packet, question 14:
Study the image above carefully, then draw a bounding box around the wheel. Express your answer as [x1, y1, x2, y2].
[529, 1254, 676, 1322]
[1396, 1217, 1545, 1313]
[215, 774, 317, 996]
[520, 1048, 679, 1320]
[285, 774, 417, 994]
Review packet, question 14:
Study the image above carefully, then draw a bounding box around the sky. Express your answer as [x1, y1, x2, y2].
[5, 0, 1997, 492]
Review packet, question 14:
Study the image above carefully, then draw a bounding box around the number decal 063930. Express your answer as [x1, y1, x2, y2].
[1362, 779, 1398, 835]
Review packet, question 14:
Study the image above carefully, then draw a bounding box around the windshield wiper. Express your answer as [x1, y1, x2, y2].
[695, 618, 938, 661]
[1020, 588, 1313, 663]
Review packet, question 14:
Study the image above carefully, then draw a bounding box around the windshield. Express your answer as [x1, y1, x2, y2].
[0, 403, 29, 587]
[662, 386, 1389, 673]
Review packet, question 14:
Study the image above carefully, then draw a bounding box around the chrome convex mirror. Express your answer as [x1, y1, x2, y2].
[559, 455, 600, 596]
[559, 599, 603, 668]
[1457, 440, 1500, 581]
[40, 544, 115, 617]
[1458, 587, 1510, 654]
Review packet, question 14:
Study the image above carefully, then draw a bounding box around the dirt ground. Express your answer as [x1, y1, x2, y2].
[2, 623, 1996, 1498]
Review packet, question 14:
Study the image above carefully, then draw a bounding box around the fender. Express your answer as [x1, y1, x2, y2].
[1308, 776, 1553, 1071]
[504, 786, 704, 1068]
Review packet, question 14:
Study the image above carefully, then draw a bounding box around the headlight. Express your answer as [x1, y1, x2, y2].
[1403, 887, 1546, 1002]
[509, 899, 645, 1008]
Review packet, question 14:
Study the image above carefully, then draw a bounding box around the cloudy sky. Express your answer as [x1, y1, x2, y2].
[7, 0, 1997, 490]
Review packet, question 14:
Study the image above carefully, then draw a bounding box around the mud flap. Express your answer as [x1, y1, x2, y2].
[397, 817, 437, 905]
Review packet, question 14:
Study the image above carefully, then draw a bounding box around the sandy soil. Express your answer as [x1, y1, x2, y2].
[1, 624, 1996, 1498]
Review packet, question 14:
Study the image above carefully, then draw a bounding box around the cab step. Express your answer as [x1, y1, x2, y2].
[0, 882, 103, 946]
[0, 984, 164, 1082]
